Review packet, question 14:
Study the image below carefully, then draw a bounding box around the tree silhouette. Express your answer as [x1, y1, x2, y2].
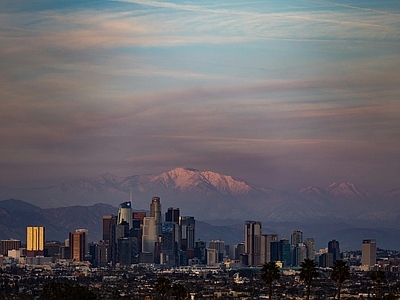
[370, 270, 386, 299]
[260, 262, 281, 300]
[299, 258, 319, 300]
[331, 260, 350, 299]
[155, 277, 171, 299]
[39, 282, 96, 300]
[171, 283, 187, 300]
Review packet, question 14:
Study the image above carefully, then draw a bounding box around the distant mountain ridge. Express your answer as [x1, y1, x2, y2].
[0, 167, 399, 225]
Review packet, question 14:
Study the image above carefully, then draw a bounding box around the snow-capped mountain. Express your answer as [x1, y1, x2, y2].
[324, 182, 374, 200]
[0, 167, 398, 224]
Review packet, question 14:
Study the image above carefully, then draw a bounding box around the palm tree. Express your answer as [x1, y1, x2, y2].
[155, 277, 171, 299]
[331, 260, 350, 299]
[299, 258, 319, 300]
[370, 270, 386, 299]
[260, 261, 281, 300]
[171, 283, 187, 300]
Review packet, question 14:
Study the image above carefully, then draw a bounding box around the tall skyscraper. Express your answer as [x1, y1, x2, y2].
[244, 221, 262, 266]
[142, 217, 157, 254]
[292, 243, 307, 266]
[280, 239, 292, 267]
[150, 197, 162, 236]
[75, 229, 88, 255]
[118, 202, 132, 229]
[165, 207, 180, 223]
[69, 230, 87, 261]
[291, 230, 303, 246]
[179, 216, 195, 249]
[260, 234, 278, 264]
[328, 239, 340, 263]
[26, 226, 45, 257]
[362, 239, 376, 269]
[304, 238, 315, 260]
[161, 222, 177, 266]
[103, 215, 117, 242]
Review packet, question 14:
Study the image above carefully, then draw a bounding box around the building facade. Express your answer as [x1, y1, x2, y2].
[1, 239, 21, 256]
[69, 230, 87, 261]
[244, 221, 262, 266]
[118, 202, 133, 229]
[150, 197, 162, 236]
[26, 226, 45, 257]
[362, 239, 376, 269]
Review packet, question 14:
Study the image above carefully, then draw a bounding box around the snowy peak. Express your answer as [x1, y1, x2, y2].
[147, 167, 257, 195]
[298, 186, 325, 195]
[94, 172, 123, 185]
[324, 182, 373, 200]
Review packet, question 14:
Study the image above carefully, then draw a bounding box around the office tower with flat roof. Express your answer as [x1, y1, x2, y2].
[208, 239, 226, 263]
[293, 243, 307, 266]
[291, 230, 303, 246]
[26, 226, 45, 257]
[206, 248, 218, 266]
[328, 239, 340, 263]
[1, 239, 21, 256]
[319, 252, 333, 268]
[75, 229, 88, 255]
[165, 207, 180, 223]
[103, 215, 117, 242]
[270, 240, 280, 262]
[260, 234, 278, 264]
[118, 201, 132, 229]
[161, 222, 177, 266]
[362, 239, 376, 269]
[45, 241, 60, 258]
[179, 216, 196, 249]
[97, 240, 110, 267]
[142, 217, 157, 255]
[281, 239, 292, 267]
[304, 238, 315, 260]
[244, 221, 262, 266]
[102, 214, 117, 264]
[69, 230, 86, 261]
[150, 197, 162, 236]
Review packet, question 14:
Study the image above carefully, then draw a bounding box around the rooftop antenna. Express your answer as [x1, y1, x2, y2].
[130, 189, 132, 202]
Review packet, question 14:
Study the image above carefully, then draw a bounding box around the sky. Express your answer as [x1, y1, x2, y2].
[1, 0, 400, 193]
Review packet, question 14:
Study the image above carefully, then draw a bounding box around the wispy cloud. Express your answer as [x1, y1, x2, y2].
[0, 0, 399, 191]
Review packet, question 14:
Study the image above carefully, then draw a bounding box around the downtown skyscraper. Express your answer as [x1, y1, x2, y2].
[244, 221, 261, 266]
[150, 197, 162, 236]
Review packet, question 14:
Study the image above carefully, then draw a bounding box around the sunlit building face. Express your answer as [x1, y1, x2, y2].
[26, 226, 45, 251]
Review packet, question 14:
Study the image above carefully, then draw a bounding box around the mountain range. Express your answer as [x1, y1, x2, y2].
[1, 167, 400, 250]
[1, 167, 399, 224]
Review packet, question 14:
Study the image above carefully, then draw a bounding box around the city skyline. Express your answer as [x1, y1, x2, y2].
[1, 0, 400, 194]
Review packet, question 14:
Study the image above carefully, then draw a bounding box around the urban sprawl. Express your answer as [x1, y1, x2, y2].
[1, 196, 400, 299]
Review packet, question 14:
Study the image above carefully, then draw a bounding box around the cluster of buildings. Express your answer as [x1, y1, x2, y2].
[99, 196, 197, 266]
[0, 196, 198, 267]
[0, 197, 393, 273]
[239, 221, 379, 271]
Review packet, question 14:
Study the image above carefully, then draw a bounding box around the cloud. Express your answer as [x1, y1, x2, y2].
[0, 0, 399, 192]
